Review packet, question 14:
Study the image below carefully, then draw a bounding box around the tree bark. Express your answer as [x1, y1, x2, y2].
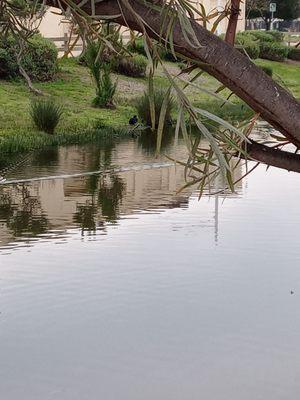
[224, 0, 241, 45]
[246, 140, 300, 173]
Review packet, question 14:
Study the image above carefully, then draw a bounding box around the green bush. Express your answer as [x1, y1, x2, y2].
[247, 30, 275, 43]
[267, 31, 285, 43]
[259, 42, 289, 61]
[30, 98, 63, 134]
[127, 38, 178, 62]
[135, 88, 175, 127]
[288, 48, 300, 61]
[0, 34, 58, 81]
[178, 61, 187, 70]
[112, 54, 148, 77]
[235, 32, 260, 59]
[259, 65, 273, 76]
[127, 38, 146, 56]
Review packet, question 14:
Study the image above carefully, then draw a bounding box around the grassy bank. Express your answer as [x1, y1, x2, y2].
[0, 58, 299, 154]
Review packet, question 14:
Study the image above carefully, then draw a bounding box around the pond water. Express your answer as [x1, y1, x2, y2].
[0, 135, 299, 400]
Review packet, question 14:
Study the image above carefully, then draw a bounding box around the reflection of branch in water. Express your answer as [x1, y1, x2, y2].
[0, 185, 49, 237]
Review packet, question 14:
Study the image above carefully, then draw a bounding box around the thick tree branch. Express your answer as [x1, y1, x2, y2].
[246, 140, 300, 173]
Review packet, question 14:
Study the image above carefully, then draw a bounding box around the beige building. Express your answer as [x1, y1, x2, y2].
[200, 0, 246, 34]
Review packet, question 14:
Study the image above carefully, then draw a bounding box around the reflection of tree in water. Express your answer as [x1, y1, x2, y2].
[85, 140, 116, 194]
[31, 146, 59, 166]
[0, 185, 49, 237]
[98, 175, 125, 223]
[73, 201, 103, 235]
[73, 174, 125, 234]
[137, 128, 174, 155]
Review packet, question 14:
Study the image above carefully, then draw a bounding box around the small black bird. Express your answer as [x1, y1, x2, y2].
[129, 115, 138, 125]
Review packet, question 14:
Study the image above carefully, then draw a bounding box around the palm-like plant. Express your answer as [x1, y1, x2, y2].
[84, 41, 117, 108]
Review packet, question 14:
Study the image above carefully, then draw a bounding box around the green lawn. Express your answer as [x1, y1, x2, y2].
[0, 57, 299, 150]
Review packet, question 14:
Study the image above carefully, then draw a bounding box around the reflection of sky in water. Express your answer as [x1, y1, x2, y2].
[0, 138, 299, 400]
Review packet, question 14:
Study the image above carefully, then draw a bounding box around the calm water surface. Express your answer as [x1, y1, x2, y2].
[0, 136, 299, 400]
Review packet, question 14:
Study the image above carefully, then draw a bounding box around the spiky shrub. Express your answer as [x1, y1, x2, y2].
[111, 54, 148, 77]
[30, 99, 63, 134]
[135, 88, 175, 127]
[85, 41, 117, 108]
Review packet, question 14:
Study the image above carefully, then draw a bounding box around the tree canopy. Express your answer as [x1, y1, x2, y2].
[247, 0, 300, 22]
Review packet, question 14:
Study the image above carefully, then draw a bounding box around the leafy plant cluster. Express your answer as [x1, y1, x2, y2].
[79, 48, 148, 78]
[84, 41, 117, 108]
[0, 34, 58, 81]
[127, 37, 178, 62]
[234, 30, 291, 61]
[111, 54, 148, 78]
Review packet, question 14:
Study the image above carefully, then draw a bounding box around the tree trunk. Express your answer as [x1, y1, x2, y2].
[224, 0, 241, 45]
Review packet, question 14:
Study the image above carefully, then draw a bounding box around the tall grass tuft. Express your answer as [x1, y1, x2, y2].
[135, 88, 175, 128]
[30, 98, 63, 134]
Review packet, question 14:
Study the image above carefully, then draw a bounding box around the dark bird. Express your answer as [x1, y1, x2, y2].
[129, 115, 138, 125]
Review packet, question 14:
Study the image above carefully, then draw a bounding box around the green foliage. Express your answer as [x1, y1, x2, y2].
[0, 127, 131, 155]
[85, 41, 117, 108]
[259, 65, 273, 76]
[235, 32, 260, 59]
[111, 54, 148, 77]
[236, 31, 289, 61]
[267, 31, 285, 43]
[126, 38, 146, 56]
[127, 37, 178, 62]
[247, 30, 275, 43]
[0, 34, 58, 81]
[30, 98, 63, 134]
[259, 42, 289, 61]
[135, 88, 175, 127]
[288, 48, 300, 61]
[178, 61, 187, 70]
[247, 0, 300, 21]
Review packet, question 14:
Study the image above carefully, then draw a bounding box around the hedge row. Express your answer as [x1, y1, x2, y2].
[234, 30, 289, 61]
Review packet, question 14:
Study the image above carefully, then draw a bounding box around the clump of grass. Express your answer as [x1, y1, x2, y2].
[135, 88, 175, 127]
[0, 126, 132, 155]
[30, 98, 63, 134]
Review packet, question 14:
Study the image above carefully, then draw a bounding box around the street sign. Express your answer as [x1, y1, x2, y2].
[270, 3, 277, 13]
